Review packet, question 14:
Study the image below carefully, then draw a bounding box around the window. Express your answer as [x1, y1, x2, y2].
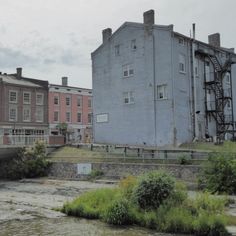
[66, 112, 71, 122]
[157, 85, 167, 100]
[77, 96, 82, 107]
[226, 73, 231, 84]
[227, 100, 232, 110]
[9, 91, 17, 103]
[23, 92, 31, 104]
[54, 111, 59, 122]
[88, 99, 92, 108]
[179, 54, 186, 73]
[131, 39, 137, 50]
[115, 45, 120, 56]
[36, 93, 44, 105]
[195, 59, 199, 77]
[179, 38, 185, 45]
[23, 107, 31, 122]
[54, 96, 59, 105]
[96, 113, 108, 123]
[77, 112, 82, 123]
[123, 64, 134, 77]
[123, 91, 135, 104]
[66, 96, 71, 106]
[88, 113, 92, 124]
[36, 107, 44, 122]
[9, 107, 17, 121]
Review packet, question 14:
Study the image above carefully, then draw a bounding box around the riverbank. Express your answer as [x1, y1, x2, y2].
[0, 178, 183, 236]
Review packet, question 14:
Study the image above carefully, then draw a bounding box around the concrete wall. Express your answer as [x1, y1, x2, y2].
[48, 161, 201, 182]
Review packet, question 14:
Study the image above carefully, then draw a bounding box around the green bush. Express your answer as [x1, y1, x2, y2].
[199, 152, 236, 194]
[178, 155, 191, 165]
[132, 171, 175, 209]
[104, 198, 131, 225]
[88, 170, 104, 180]
[6, 141, 50, 179]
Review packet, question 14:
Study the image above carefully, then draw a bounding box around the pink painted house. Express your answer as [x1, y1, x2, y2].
[49, 77, 92, 143]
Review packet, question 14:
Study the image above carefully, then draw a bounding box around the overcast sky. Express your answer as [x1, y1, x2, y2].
[0, 0, 235, 88]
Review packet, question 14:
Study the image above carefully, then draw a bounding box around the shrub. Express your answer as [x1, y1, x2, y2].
[199, 152, 236, 194]
[132, 171, 175, 209]
[178, 155, 191, 165]
[119, 176, 137, 199]
[88, 170, 104, 180]
[6, 141, 50, 179]
[103, 198, 131, 225]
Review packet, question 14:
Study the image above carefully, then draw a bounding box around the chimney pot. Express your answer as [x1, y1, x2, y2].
[208, 33, 221, 48]
[102, 28, 112, 43]
[16, 67, 22, 79]
[62, 76, 68, 86]
[143, 9, 155, 25]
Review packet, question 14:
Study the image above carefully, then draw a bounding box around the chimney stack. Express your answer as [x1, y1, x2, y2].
[102, 28, 112, 43]
[143, 10, 155, 25]
[16, 67, 22, 79]
[62, 76, 68, 86]
[208, 33, 221, 48]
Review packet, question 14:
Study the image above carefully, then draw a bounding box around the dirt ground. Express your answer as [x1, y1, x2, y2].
[0, 178, 114, 223]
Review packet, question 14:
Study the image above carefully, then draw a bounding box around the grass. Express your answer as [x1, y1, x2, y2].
[181, 141, 236, 153]
[61, 172, 234, 235]
[48, 146, 204, 165]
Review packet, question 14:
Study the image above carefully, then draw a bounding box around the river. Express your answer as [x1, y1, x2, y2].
[0, 178, 187, 236]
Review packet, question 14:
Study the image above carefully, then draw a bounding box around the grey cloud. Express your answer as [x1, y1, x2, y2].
[0, 47, 38, 67]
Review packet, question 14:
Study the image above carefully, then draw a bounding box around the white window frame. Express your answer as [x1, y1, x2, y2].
[54, 95, 59, 105]
[77, 112, 82, 123]
[36, 93, 44, 105]
[227, 100, 232, 110]
[66, 112, 71, 122]
[157, 85, 167, 100]
[23, 107, 31, 122]
[9, 90, 18, 104]
[54, 111, 59, 122]
[115, 45, 120, 56]
[88, 98, 92, 108]
[225, 73, 231, 85]
[66, 96, 71, 106]
[131, 39, 137, 50]
[179, 37, 185, 45]
[77, 96, 82, 107]
[123, 91, 135, 104]
[23, 92, 31, 105]
[179, 54, 186, 73]
[9, 107, 17, 121]
[123, 64, 134, 78]
[36, 107, 44, 122]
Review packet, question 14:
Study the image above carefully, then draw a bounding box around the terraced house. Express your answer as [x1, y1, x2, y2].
[48, 77, 93, 143]
[92, 10, 236, 147]
[0, 68, 49, 145]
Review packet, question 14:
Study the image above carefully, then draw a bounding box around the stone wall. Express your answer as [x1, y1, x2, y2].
[49, 161, 202, 182]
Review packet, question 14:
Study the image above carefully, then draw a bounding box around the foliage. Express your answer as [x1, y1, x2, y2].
[198, 152, 236, 194]
[103, 198, 131, 225]
[178, 155, 191, 165]
[87, 170, 104, 180]
[132, 171, 175, 209]
[6, 140, 50, 179]
[61, 170, 231, 235]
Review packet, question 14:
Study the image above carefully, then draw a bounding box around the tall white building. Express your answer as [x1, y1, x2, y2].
[92, 10, 236, 147]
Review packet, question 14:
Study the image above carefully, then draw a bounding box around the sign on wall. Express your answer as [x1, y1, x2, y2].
[96, 113, 108, 123]
[77, 163, 92, 175]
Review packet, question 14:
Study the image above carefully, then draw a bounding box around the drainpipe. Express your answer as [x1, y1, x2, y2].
[191, 24, 199, 140]
[152, 32, 157, 146]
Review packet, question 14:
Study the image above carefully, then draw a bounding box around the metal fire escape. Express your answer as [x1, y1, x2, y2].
[196, 50, 235, 141]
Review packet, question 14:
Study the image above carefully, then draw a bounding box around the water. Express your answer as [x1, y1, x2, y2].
[0, 217, 182, 236]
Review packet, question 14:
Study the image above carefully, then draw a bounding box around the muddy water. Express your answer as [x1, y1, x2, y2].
[0, 179, 186, 236]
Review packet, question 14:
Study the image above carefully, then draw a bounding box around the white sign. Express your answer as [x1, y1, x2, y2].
[96, 113, 108, 123]
[77, 163, 92, 175]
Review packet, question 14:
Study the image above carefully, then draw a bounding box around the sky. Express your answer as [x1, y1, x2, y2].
[0, 0, 235, 89]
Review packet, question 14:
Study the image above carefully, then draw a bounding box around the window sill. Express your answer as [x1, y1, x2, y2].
[123, 75, 134, 79]
[179, 71, 186, 75]
[157, 98, 168, 101]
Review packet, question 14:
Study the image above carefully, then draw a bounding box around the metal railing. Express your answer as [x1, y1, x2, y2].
[2, 135, 49, 146]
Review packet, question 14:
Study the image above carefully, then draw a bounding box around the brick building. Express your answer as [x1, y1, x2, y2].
[48, 77, 93, 143]
[0, 68, 49, 145]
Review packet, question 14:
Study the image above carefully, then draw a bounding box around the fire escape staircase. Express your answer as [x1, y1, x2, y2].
[205, 54, 234, 140]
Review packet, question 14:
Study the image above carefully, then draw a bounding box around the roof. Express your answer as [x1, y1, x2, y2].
[49, 83, 92, 92]
[0, 75, 42, 88]
[92, 21, 235, 57]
